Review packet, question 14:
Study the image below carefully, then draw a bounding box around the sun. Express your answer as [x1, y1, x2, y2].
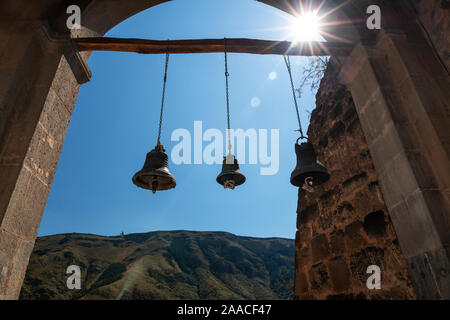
[290, 10, 321, 42]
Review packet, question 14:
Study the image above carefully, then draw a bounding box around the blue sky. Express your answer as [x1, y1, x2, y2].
[38, 0, 321, 239]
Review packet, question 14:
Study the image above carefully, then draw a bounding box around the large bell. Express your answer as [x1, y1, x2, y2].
[290, 139, 330, 189]
[216, 154, 246, 190]
[132, 143, 176, 193]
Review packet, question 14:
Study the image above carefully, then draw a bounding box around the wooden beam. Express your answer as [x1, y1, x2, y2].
[74, 37, 354, 56]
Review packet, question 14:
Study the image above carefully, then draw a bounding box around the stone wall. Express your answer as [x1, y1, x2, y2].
[411, 0, 450, 71]
[294, 59, 416, 299]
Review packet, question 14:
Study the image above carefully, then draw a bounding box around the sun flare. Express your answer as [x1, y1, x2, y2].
[290, 10, 321, 42]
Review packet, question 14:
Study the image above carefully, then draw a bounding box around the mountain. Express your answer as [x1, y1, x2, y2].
[19, 230, 295, 300]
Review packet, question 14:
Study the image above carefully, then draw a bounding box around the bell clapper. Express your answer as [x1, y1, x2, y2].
[223, 179, 236, 190]
[151, 178, 158, 194]
[302, 176, 315, 193]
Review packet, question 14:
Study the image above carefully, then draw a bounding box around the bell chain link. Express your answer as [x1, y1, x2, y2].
[224, 38, 232, 154]
[157, 47, 170, 145]
[283, 55, 304, 138]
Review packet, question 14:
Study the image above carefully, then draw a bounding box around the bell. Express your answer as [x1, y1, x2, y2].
[216, 154, 246, 190]
[290, 140, 330, 189]
[132, 143, 176, 193]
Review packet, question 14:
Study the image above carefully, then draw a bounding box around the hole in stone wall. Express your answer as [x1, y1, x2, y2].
[363, 210, 387, 237]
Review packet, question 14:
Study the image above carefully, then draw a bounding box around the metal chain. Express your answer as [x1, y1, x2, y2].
[157, 50, 170, 145]
[224, 38, 232, 153]
[283, 55, 304, 137]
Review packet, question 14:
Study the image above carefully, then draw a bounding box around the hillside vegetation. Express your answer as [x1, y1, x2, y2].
[20, 231, 294, 300]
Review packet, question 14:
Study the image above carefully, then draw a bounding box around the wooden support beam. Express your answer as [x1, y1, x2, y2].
[74, 37, 354, 56]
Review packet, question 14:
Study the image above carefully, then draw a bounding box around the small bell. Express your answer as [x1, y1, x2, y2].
[132, 143, 176, 193]
[290, 139, 330, 190]
[216, 154, 246, 190]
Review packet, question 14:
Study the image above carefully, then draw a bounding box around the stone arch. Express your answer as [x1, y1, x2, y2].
[49, 0, 365, 42]
[0, 0, 449, 300]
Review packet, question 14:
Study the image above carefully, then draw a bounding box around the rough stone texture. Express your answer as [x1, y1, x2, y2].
[294, 60, 416, 300]
[411, 0, 450, 71]
[0, 22, 80, 299]
[339, 23, 450, 297]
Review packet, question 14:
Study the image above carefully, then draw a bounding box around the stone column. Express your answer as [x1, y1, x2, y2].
[0, 20, 89, 299]
[339, 29, 450, 299]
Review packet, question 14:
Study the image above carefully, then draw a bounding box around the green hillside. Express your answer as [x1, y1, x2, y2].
[20, 231, 295, 300]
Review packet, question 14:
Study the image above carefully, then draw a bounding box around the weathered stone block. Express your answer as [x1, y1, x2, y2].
[5, 239, 33, 299]
[0, 82, 55, 167]
[345, 60, 381, 110]
[423, 247, 450, 299]
[0, 230, 20, 299]
[23, 122, 62, 186]
[0, 32, 33, 68]
[317, 210, 332, 231]
[38, 89, 71, 143]
[296, 246, 310, 270]
[368, 124, 407, 176]
[334, 201, 354, 223]
[0, 165, 21, 217]
[389, 190, 442, 258]
[318, 187, 340, 210]
[1, 168, 49, 241]
[311, 234, 330, 262]
[344, 221, 367, 251]
[50, 55, 80, 113]
[406, 253, 441, 299]
[0, 68, 19, 108]
[328, 256, 350, 292]
[342, 172, 367, 195]
[297, 203, 319, 227]
[295, 271, 309, 294]
[404, 149, 442, 190]
[329, 229, 345, 256]
[309, 262, 329, 291]
[296, 226, 311, 249]
[377, 152, 422, 210]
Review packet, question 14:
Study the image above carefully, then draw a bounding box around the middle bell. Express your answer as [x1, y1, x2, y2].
[216, 153, 246, 190]
[216, 39, 246, 190]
